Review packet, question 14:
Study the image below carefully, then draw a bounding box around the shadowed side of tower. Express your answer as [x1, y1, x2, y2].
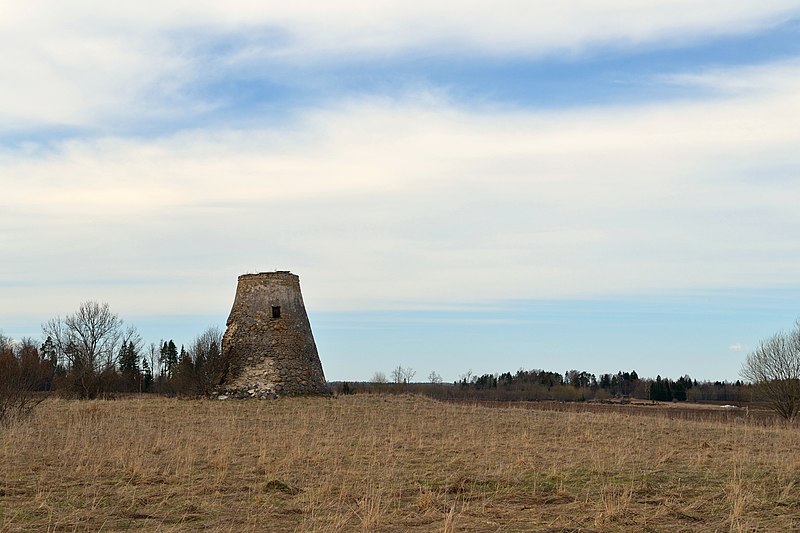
[219, 271, 328, 398]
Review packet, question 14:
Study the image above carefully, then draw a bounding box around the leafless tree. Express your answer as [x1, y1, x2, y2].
[428, 371, 442, 384]
[184, 326, 224, 395]
[391, 365, 416, 384]
[391, 365, 404, 384]
[0, 333, 45, 427]
[741, 321, 800, 421]
[371, 371, 388, 384]
[42, 301, 137, 398]
[147, 342, 159, 379]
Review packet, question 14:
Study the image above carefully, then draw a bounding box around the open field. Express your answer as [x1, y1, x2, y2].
[2, 395, 800, 532]
[471, 399, 773, 425]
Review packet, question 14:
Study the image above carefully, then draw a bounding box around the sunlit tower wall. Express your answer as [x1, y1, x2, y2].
[219, 271, 328, 397]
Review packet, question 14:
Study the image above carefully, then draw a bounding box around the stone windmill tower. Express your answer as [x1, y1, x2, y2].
[218, 271, 328, 397]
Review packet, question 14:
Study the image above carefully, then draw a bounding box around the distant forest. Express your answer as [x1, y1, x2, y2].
[336, 368, 750, 404]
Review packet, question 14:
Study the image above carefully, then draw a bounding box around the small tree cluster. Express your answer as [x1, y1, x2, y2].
[391, 365, 416, 385]
[42, 301, 139, 398]
[0, 334, 50, 426]
[453, 368, 647, 402]
[160, 340, 179, 379]
[30, 301, 228, 398]
[597, 371, 639, 396]
[649, 375, 692, 402]
[170, 327, 224, 396]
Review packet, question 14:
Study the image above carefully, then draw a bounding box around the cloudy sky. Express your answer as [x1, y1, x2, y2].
[2, 2, 800, 382]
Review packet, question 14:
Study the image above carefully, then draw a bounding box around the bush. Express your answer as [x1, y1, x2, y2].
[0, 340, 44, 427]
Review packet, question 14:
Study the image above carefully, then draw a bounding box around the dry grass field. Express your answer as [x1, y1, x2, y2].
[1, 394, 799, 532]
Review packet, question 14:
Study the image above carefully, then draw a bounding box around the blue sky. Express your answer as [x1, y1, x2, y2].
[2, 2, 800, 382]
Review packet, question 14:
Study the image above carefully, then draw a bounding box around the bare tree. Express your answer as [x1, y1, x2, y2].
[42, 301, 136, 398]
[371, 371, 388, 384]
[391, 365, 405, 384]
[741, 321, 800, 421]
[147, 342, 159, 380]
[428, 371, 442, 384]
[182, 326, 224, 395]
[391, 365, 416, 384]
[0, 333, 45, 427]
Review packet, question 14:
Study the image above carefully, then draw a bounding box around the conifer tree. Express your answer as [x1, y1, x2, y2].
[118, 341, 140, 391]
[173, 345, 196, 395]
[141, 357, 153, 392]
[40, 336, 58, 387]
[160, 340, 178, 378]
[118, 341, 139, 375]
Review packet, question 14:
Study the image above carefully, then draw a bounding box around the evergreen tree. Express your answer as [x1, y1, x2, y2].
[173, 345, 196, 395]
[40, 336, 59, 390]
[663, 379, 673, 401]
[118, 341, 140, 391]
[118, 341, 139, 375]
[160, 340, 179, 378]
[474, 373, 497, 389]
[670, 375, 691, 401]
[673, 379, 687, 401]
[649, 376, 675, 402]
[141, 357, 153, 392]
[41, 336, 57, 367]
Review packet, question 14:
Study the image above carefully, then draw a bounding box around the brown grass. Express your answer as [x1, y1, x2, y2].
[1, 394, 800, 532]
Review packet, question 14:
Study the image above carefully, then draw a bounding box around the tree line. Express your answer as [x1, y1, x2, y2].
[1, 301, 225, 402]
[339, 366, 749, 404]
[454, 368, 746, 402]
[5, 302, 800, 423]
[1, 300, 753, 406]
[347, 319, 800, 421]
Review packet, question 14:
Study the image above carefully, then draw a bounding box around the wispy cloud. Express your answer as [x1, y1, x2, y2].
[660, 58, 800, 96]
[1, 2, 798, 132]
[2, 58, 799, 314]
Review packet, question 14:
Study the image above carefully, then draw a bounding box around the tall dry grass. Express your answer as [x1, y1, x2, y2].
[1, 394, 799, 532]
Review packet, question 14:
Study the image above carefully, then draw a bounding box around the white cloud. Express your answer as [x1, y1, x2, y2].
[661, 58, 800, 96]
[729, 343, 744, 351]
[2, 59, 800, 314]
[0, 16, 182, 127]
[1, 1, 798, 129]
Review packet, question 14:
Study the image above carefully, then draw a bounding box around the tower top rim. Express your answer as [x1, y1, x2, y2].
[237, 271, 298, 281]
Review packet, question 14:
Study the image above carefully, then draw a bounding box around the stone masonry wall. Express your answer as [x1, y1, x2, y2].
[218, 271, 328, 398]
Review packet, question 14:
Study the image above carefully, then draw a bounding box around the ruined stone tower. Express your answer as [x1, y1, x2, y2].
[219, 271, 328, 397]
